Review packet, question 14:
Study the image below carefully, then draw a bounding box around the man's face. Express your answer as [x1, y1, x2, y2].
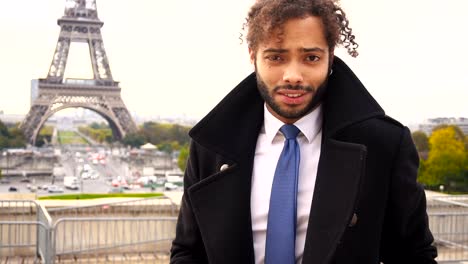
[250, 16, 332, 124]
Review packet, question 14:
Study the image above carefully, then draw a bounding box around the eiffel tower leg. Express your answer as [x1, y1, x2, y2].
[112, 107, 137, 136]
[89, 39, 113, 81]
[47, 36, 71, 82]
[19, 105, 49, 145]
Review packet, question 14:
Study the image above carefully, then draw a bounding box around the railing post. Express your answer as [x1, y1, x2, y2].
[36, 202, 54, 263]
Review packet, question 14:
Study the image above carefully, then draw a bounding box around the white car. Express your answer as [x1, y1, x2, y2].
[90, 171, 99, 179]
[81, 171, 90, 179]
[47, 185, 64, 193]
[164, 182, 178, 191]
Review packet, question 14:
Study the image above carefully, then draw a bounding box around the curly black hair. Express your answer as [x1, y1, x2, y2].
[244, 0, 359, 57]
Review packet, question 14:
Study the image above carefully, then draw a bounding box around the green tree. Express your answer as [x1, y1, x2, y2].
[0, 121, 9, 137]
[122, 132, 145, 148]
[418, 127, 468, 191]
[411, 130, 429, 153]
[157, 142, 172, 154]
[0, 121, 26, 148]
[178, 144, 189, 172]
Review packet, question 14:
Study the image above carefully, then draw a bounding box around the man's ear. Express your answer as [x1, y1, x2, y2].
[249, 47, 256, 65]
[329, 50, 335, 68]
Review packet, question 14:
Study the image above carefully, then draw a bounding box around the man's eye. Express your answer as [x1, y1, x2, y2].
[266, 55, 283, 61]
[306, 55, 319, 62]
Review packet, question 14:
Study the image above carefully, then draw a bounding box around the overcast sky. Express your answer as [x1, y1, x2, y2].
[0, 0, 467, 126]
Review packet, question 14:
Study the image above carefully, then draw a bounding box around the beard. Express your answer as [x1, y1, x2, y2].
[255, 71, 329, 121]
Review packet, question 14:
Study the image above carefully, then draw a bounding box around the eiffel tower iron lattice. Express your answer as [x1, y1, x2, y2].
[20, 0, 137, 145]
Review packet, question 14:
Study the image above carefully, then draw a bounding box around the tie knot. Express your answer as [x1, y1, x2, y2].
[280, 124, 300, 140]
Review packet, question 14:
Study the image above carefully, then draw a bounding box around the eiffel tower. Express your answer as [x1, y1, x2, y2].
[20, 0, 137, 145]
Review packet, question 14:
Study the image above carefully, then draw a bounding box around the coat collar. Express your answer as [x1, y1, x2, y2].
[189, 56, 385, 154]
[322, 56, 385, 137]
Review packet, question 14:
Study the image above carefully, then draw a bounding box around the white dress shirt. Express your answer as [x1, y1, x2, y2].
[251, 104, 323, 264]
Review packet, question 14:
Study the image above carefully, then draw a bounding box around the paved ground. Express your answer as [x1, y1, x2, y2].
[1, 254, 170, 263]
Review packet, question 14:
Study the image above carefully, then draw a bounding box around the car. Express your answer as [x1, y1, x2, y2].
[0, 179, 11, 184]
[65, 184, 79, 190]
[8, 186, 18, 192]
[81, 171, 90, 179]
[29, 186, 37, 193]
[20, 178, 31, 183]
[90, 171, 99, 179]
[47, 185, 64, 193]
[108, 187, 124, 193]
[164, 182, 178, 191]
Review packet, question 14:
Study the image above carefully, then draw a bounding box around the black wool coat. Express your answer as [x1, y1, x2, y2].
[170, 57, 437, 264]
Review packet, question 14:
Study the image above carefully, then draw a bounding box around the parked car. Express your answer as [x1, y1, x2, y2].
[108, 187, 124, 193]
[0, 179, 11, 184]
[47, 185, 64, 193]
[164, 182, 178, 191]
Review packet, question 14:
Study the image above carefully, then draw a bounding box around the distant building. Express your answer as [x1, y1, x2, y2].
[419, 117, 468, 135]
[0, 113, 25, 124]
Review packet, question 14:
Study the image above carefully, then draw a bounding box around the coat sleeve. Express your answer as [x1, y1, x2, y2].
[380, 127, 438, 263]
[170, 141, 209, 264]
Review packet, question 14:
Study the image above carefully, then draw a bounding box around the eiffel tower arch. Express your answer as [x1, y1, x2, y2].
[20, 0, 137, 145]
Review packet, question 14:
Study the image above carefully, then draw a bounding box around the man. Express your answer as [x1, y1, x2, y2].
[171, 0, 437, 263]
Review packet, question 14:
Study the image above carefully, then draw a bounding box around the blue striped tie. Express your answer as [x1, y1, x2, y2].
[265, 124, 300, 264]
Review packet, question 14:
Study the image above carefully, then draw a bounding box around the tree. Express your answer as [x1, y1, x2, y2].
[411, 130, 429, 153]
[432, 124, 465, 141]
[418, 126, 468, 191]
[122, 132, 145, 148]
[0, 121, 26, 148]
[0, 121, 9, 137]
[178, 144, 189, 172]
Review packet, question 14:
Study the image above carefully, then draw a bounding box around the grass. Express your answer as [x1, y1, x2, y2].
[57, 131, 89, 145]
[38, 193, 164, 200]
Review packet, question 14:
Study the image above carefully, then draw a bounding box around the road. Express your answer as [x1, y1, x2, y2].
[1, 128, 181, 196]
[1, 146, 174, 196]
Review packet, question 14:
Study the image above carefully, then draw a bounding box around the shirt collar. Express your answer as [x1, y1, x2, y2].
[263, 104, 323, 144]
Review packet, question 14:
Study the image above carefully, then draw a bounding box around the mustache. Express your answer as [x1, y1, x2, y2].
[273, 84, 315, 92]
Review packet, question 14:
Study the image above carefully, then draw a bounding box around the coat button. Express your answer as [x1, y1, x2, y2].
[349, 213, 358, 227]
[220, 164, 229, 171]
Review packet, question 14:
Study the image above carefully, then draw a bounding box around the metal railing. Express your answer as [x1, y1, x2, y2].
[427, 196, 468, 262]
[0, 200, 49, 262]
[52, 217, 176, 263]
[1, 197, 179, 263]
[3, 195, 468, 263]
[47, 196, 178, 221]
[37, 203, 53, 263]
[0, 221, 48, 262]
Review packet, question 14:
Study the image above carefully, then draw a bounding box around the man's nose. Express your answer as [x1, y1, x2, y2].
[282, 63, 303, 84]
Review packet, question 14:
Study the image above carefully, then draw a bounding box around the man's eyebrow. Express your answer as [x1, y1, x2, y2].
[302, 47, 326, 53]
[262, 47, 326, 53]
[262, 48, 288, 53]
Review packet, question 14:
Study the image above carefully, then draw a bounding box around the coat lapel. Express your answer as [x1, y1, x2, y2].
[302, 138, 367, 264]
[187, 161, 257, 263]
[302, 57, 384, 263]
[187, 73, 263, 263]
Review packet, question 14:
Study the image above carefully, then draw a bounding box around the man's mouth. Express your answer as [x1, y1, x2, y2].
[277, 90, 308, 105]
[284, 93, 302, 98]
